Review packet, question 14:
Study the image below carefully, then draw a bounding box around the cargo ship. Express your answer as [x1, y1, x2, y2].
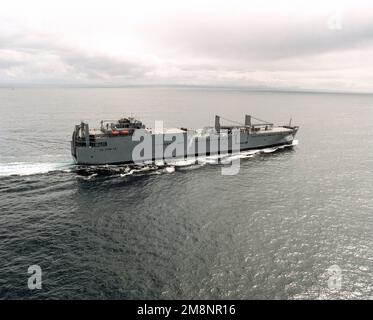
[71, 114, 299, 165]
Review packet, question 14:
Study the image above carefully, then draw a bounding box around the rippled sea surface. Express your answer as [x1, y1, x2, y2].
[0, 87, 372, 299]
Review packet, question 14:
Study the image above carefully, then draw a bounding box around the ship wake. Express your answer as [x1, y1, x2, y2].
[0, 162, 74, 177]
[0, 140, 298, 178]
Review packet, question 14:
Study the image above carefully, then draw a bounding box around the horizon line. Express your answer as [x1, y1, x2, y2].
[1, 83, 373, 96]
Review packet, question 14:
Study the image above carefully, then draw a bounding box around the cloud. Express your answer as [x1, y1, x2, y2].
[0, 30, 150, 84]
[1, 0, 373, 92]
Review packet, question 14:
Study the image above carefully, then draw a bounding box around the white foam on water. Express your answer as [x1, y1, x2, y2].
[119, 170, 136, 177]
[164, 166, 175, 173]
[178, 163, 206, 171]
[199, 154, 221, 165]
[167, 159, 197, 167]
[262, 147, 279, 153]
[242, 150, 261, 157]
[0, 162, 73, 177]
[119, 165, 159, 177]
[78, 173, 98, 180]
[219, 150, 259, 164]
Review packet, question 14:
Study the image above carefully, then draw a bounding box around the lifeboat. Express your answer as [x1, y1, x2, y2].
[111, 130, 129, 136]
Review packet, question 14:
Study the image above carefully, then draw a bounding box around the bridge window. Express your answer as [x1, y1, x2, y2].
[90, 142, 108, 147]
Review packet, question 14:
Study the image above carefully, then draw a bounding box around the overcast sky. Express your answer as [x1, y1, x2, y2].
[1, 0, 373, 92]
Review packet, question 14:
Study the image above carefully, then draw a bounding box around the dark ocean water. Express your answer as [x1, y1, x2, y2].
[0, 87, 372, 299]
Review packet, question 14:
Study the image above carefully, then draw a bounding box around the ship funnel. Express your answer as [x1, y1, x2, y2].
[245, 115, 251, 127]
[215, 115, 220, 133]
